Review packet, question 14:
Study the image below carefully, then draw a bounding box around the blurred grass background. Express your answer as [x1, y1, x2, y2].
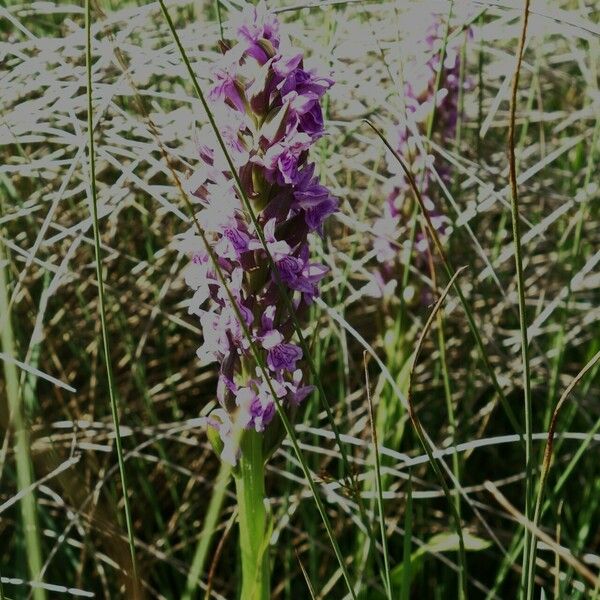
[0, 0, 599, 598]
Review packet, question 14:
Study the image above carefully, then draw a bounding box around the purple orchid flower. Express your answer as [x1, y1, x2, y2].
[279, 67, 334, 100]
[276, 245, 329, 301]
[208, 56, 247, 113]
[293, 164, 338, 231]
[179, 3, 337, 465]
[372, 12, 467, 290]
[259, 129, 313, 184]
[260, 306, 302, 373]
[237, 2, 280, 64]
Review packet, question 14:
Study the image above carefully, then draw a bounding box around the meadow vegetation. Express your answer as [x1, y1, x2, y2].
[0, 0, 599, 598]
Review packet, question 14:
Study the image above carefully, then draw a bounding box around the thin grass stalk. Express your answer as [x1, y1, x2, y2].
[436, 306, 463, 590]
[364, 353, 392, 599]
[477, 13, 484, 156]
[426, 0, 454, 139]
[400, 470, 413, 600]
[424, 197, 464, 595]
[214, 0, 223, 40]
[527, 350, 600, 598]
[295, 549, 318, 600]
[183, 463, 231, 600]
[454, 28, 467, 153]
[205, 508, 238, 600]
[84, 0, 138, 589]
[0, 236, 46, 600]
[506, 2, 533, 596]
[0, 427, 10, 487]
[554, 502, 562, 598]
[527, 120, 599, 593]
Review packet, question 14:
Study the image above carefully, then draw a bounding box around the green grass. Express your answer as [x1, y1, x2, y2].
[0, 222, 46, 600]
[0, 0, 599, 598]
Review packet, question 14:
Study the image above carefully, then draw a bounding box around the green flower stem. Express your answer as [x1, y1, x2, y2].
[234, 430, 269, 600]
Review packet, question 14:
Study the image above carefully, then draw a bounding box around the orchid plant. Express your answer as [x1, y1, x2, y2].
[177, 4, 336, 597]
[372, 12, 468, 303]
[360, 12, 471, 529]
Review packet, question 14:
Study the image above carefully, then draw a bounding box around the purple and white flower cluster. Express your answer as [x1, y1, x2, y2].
[179, 4, 336, 464]
[372, 13, 469, 293]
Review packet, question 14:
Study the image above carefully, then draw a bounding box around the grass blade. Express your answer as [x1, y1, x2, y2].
[364, 352, 392, 599]
[527, 350, 600, 595]
[0, 230, 46, 600]
[84, 0, 138, 592]
[295, 549, 318, 600]
[404, 267, 469, 600]
[183, 463, 231, 600]
[505, 2, 534, 596]
[400, 470, 412, 600]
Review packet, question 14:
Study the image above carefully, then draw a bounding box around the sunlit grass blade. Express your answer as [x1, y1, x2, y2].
[0, 233, 46, 600]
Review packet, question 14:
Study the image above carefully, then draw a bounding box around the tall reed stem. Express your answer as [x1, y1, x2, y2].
[235, 431, 269, 600]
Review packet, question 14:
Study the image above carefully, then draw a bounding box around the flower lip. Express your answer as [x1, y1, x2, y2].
[266, 342, 303, 373]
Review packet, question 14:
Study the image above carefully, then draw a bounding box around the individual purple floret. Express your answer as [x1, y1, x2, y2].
[371, 13, 470, 297]
[178, 2, 336, 464]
